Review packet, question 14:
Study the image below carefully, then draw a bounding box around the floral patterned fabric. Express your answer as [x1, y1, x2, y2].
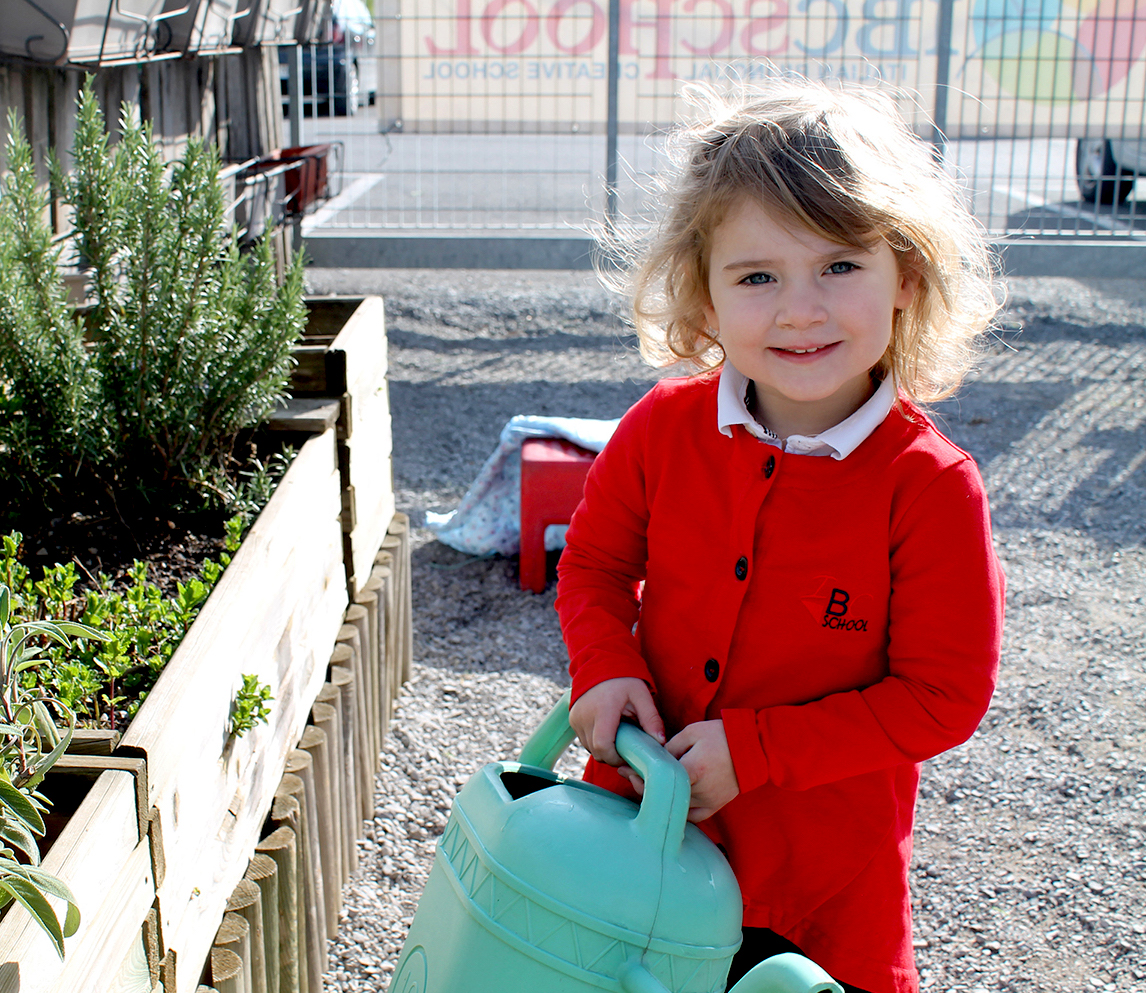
[426, 415, 619, 557]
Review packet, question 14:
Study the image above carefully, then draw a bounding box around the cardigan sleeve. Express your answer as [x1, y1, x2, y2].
[555, 387, 658, 704]
[725, 458, 1004, 792]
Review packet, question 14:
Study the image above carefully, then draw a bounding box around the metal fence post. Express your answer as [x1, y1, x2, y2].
[605, 0, 621, 225]
[288, 43, 302, 150]
[287, 44, 303, 252]
[932, 0, 955, 156]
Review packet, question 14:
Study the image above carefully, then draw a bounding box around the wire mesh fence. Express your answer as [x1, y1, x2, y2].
[285, 0, 1146, 238]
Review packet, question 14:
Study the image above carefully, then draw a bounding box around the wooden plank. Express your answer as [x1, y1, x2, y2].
[254, 828, 300, 993]
[68, 729, 122, 755]
[226, 881, 267, 993]
[243, 855, 279, 993]
[389, 515, 414, 687]
[212, 914, 252, 993]
[299, 296, 396, 596]
[302, 298, 363, 340]
[265, 398, 341, 435]
[297, 725, 339, 936]
[106, 925, 152, 993]
[327, 298, 388, 434]
[50, 755, 147, 843]
[288, 347, 330, 396]
[54, 835, 156, 993]
[0, 771, 144, 993]
[280, 755, 325, 981]
[345, 414, 396, 593]
[119, 430, 347, 993]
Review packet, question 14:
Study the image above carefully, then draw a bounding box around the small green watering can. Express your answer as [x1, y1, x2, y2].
[388, 691, 842, 993]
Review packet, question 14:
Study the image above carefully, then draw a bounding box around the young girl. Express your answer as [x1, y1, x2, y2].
[555, 79, 1005, 993]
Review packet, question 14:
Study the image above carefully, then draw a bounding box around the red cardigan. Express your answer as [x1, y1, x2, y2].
[555, 373, 1004, 993]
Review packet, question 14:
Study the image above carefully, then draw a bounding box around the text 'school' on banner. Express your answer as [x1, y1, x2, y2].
[399, 0, 1146, 138]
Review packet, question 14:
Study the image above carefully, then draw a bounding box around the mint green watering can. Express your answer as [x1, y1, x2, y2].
[388, 691, 842, 993]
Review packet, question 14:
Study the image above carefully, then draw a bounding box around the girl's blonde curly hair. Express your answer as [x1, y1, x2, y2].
[620, 78, 1001, 404]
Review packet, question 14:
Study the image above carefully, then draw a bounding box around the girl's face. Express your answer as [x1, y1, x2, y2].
[703, 197, 919, 439]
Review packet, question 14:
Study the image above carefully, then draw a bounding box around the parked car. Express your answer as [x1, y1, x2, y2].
[279, 0, 376, 117]
[1075, 138, 1142, 205]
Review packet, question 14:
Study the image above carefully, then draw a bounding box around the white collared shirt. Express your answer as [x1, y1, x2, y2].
[716, 363, 895, 460]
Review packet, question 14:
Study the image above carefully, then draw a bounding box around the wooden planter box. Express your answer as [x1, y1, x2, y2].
[276, 295, 396, 600]
[0, 296, 397, 993]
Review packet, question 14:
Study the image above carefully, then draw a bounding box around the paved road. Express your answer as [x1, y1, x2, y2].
[286, 111, 1146, 238]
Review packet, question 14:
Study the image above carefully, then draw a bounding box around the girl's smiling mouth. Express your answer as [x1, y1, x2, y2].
[772, 342, 840, 357]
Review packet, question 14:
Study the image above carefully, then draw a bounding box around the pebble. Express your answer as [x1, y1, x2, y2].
[306, 269, 1146, 993]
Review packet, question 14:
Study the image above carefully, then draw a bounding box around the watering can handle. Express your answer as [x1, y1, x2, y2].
[518, 689, 692, 859]
[517, 689, 578, 769]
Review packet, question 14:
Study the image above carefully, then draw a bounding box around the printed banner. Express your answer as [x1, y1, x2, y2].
[398, 0, 1146, 137]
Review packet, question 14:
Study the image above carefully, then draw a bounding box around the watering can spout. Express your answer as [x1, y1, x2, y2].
[619, 953, 842, 993]
[727, 953, 844, 993]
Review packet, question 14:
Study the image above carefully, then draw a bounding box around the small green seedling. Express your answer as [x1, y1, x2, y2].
[229, 674, 273, 739]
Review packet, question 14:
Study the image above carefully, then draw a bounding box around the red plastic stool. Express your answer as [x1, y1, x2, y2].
[519, 437, 597, 593]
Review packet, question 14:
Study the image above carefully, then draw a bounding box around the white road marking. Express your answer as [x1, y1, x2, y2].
[302, 173, 385, 234]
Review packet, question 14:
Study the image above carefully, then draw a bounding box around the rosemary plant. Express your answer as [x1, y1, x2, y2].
[0, 77, 306, 519]
[0, 111, 100, 507]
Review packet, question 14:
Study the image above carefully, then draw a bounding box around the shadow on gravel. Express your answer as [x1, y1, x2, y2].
[387, 328, 635, 354]
[1011, 319, 1146, 344]
[390, 380, 655, 495]
[409, 540, 572, 678]
[932, 379, 1146, 544]
[930, 380, 1077, 466]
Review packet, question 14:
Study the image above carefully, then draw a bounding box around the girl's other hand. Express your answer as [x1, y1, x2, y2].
[569, 677, 665, 767]
[662, 720, 740, 822]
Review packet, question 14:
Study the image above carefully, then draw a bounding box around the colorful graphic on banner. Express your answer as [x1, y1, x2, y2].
[972, 0, 1146, 103]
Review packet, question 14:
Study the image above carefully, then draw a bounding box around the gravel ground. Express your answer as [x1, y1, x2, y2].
[304, 268, 1146, 993]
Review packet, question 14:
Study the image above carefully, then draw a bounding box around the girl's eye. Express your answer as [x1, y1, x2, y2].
[826, 261, 860, 275]
[741, 272, 773, 285]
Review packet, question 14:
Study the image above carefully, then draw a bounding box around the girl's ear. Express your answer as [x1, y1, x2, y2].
[895, 268, 921, 310]
[894, 250, 923, 310]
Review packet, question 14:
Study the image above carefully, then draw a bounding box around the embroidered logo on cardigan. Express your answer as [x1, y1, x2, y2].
[802, 578, 871, 632]
[822, 587, 868, 631]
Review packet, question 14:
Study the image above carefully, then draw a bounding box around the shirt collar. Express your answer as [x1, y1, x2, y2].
[716, 363, 895, 460]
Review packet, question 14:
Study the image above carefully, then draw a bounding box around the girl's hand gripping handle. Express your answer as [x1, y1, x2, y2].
[518, 689, 691, 862]
[569, 677, 665, 767]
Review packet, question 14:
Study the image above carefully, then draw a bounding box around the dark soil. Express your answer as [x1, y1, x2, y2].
[12, 509, 227, 598]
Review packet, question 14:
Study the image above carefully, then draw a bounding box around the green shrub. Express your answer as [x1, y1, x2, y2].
[0, 77, 306, 519]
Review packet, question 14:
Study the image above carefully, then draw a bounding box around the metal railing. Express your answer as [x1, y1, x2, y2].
[283, 0, 1146, 240]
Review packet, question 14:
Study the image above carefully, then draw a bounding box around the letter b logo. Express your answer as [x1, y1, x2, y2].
[826, 588, 849, 617]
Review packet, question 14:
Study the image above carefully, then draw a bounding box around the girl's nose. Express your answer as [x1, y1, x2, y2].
[775, 283, 828, 329]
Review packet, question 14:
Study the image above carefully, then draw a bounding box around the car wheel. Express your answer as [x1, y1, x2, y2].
[347, 60, 360, 114]
[1076, 139, 1136, 205]
[335, 60, 360, 116]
